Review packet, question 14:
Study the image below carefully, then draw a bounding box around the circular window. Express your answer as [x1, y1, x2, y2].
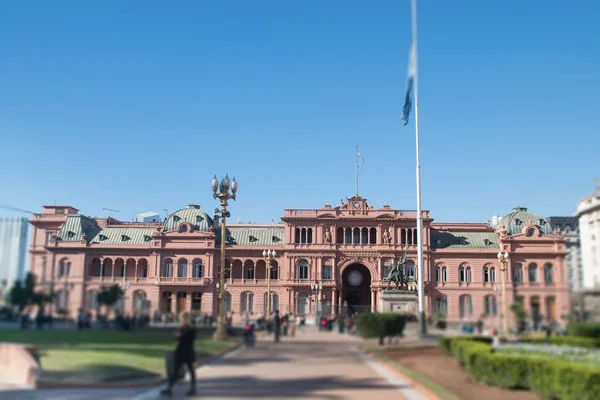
[348, 270, 363, 286]
[180, 225, 188, 233]
[526, 228, 535, 237]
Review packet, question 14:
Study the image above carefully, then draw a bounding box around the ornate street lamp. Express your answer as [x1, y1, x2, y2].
[311, 281, 323, 325]
[212, 174, 237, 341]
[262, 249, 276, 318]
[497, 251, 510, 337]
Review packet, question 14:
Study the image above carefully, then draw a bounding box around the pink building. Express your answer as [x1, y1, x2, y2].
[28, 196, 569, 325]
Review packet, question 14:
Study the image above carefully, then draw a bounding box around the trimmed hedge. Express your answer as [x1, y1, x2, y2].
[567, 322, 600, 339]
[521, 336, 600, 349]
[355, 313, 406, 345]
[440, 336, 600, 400]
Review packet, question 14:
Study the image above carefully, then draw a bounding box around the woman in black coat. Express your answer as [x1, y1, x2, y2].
[161, 312, 197, 396]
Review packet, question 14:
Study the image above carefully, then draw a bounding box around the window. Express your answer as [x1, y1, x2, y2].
[163, 260, 173, 277]
[45, 231, 53, 244]
[295, 228, 301, 244]
[55, 208, 65, 214]
[244, 264, 255, 279]
[459, 295, 473, 317]
[528, 263, 538, 283]
[459, 266, 471, 283]
[67, 231, 75, 239]
[298, 260, 309, 280]
[193, 260, 203, 278]
[240, 293, 254, 313]
[442, 267, 448, 282]
[345, 228, 352, 244]
[307, 228, 313, 244]
[322, 265, 332, 280]
[361, 228, 368, 244]
[225, 292, 231, 312]
[369, 228, 377, 244]
[436, 267, 440, 282]
[58, 260, 65, 277]
[270, 265, 279, 280]
[179, 225, 187, 233]
[264, 293, 279, 314]
[484, 295, 497, 316]
[140, 264, 148, 278]
[87, 290, 98, 310]
[353, 227, 360, 244]
[382, 265, 390, 281]
[404, 261, 415, 279]
[435, 296, 448, 315]
[297, 293, 308, 314]
[484, 266, 496, 283]
[178, 260, 188, 278]
[544, 263, 553, 284]
[513, 263, 523, 284]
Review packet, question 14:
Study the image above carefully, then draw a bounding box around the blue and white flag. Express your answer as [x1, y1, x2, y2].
[401, 44, 416, 126]
[356, 148, 364, 168]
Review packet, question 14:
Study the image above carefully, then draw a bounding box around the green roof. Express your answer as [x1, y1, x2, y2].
[163, 204, 213, 232]
[56, 215, 101, 242]
[431, 231, 499, 249]
[89, 227, 156, 245]
[500, 206, 554, 236]
[217, 227, 285, 246]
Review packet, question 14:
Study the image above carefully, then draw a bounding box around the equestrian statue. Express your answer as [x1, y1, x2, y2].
[385, 251, 410, 291]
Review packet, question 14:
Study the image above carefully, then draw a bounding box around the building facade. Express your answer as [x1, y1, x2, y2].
[0, 217, 29, 286]
[28, 198, 569, 325]
[547, 216, 582, 292]
[576, 188, 600, 290]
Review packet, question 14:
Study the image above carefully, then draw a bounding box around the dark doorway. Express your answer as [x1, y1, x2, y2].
[341, 263, 372, 315]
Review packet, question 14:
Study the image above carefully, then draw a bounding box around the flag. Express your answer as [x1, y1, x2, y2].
[401, 44, 416, 126]
[356, 148, 364, 168]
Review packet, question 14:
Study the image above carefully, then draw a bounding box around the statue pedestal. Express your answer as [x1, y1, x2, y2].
[381, 290, 418, 314]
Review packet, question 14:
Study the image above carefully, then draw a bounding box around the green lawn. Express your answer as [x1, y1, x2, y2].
[0, 329, 237, 383]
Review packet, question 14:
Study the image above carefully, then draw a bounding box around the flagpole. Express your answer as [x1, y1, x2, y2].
[412, 0, 427, 336]
[356, 145, 359, 196]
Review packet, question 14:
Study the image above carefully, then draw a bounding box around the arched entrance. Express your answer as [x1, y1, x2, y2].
[341, 263, 372, 315]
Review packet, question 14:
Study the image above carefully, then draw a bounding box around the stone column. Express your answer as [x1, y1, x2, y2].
[371, 289, 375, 312]
[332, 288, 337, 315]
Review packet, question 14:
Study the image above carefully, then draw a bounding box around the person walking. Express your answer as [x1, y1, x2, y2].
[273, 310, 281, 343]
[161, 312, 197, 397]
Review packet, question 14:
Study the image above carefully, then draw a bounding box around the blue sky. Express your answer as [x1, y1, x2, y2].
[1, 1, 598, 224]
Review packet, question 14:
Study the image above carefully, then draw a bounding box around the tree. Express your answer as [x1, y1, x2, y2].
[9, 281, 26, 313]
[9, 273, 55, 315]
[511, 302, 527, 333]
[96, 285, 123, 317]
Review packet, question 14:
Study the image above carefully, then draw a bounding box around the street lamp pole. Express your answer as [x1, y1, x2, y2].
[263, 249, 276, 318]
[212, 174, 237, 341]
[310, 281, 322, 326]
[497, 251, 510, 337]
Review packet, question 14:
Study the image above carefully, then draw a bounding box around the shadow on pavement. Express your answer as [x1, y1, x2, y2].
[176, 375, 405, 399]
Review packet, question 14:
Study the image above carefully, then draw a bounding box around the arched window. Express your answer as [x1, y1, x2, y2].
[484, 266, 496, 283]
[484, 295, 497, 316]
[298, 260, 309, 280]
[435, 267, 440, 282]
[369, 227, 377, 244]
[297, 292, 308, 314]
[178, 259, 188, 278]
[544, 263, 553, 284]
[295, 228, 301, 244]
[270, 263, 279, 280]
[240, 292, 254, 313]
[163, 259, 173, 277]
[307, 228, 313, 244]
[191, 292, 202, 311]
[459, 295, 473, 317]
[528, 263, 538, 283]
[134, 290, 147, 312]
[459, 266, 471, 283]
[225, 292, 231, 313]
[336, 227, 344, 244]
[244, 261, 255, 279]
[442, 267, 448, 282]
[353, 227, 360, 244]
[301, 228, 307, 244]
[407, 229, 413, 245]
[435, 296, 448, 315]
[193, 260, 203, 278]
[413, 229, 418, 245]
[361, 228, 369, 244]
[513, 263, 523, 284]
[401, 229, 407, 244]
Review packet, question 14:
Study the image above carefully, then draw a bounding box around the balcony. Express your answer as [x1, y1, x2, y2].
[158, 277, 207, 285]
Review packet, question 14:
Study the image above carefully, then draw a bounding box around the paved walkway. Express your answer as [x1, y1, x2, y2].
[0, 329, 429, 400]
[137, 329, 427, 400]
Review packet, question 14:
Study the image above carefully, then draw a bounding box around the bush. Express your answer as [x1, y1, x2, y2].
[567, 322, 600, 339]
[439, 336, 600, 399]
[355, 313, 406, 345]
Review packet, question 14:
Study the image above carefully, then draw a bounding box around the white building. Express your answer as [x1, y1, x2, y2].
[0, 217, 29, 286]
[547, 216, 582, 292]
[134, 211, 160, 223]
[576, 187, 600, 291]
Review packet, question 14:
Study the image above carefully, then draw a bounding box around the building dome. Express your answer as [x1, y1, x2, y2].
[500, 206, 554, 236]
[163, 204, 213, 232]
